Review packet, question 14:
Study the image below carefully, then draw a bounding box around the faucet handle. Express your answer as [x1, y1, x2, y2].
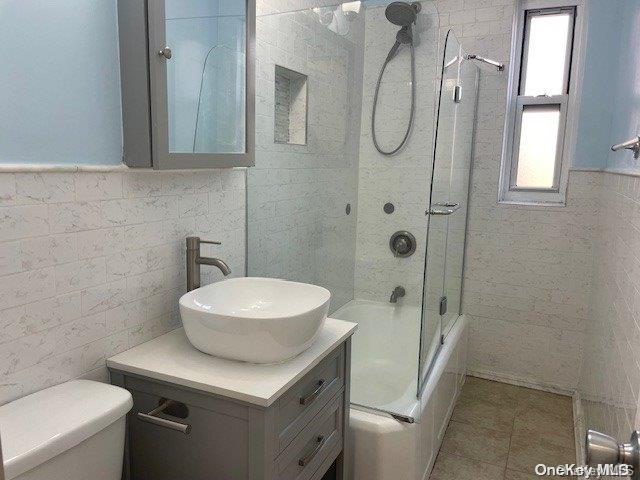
[199, 240, 221, 245]
[186, 237, 221, 250]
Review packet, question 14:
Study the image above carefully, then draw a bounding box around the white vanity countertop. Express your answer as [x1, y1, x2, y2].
[107, 317, 357, 407]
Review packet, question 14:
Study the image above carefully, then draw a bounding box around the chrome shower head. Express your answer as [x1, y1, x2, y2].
[385, 2, 421, 27]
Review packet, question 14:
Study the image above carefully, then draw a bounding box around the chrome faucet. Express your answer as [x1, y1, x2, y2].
[390, 286, 406, 303]
[186, 237, 231, 292]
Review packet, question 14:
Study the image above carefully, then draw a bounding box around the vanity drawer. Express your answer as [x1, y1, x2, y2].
[275, 393, 343, 480]
[275, 346, 344, 453]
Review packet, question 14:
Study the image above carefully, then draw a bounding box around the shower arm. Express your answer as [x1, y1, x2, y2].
[465, 54, 505, 72]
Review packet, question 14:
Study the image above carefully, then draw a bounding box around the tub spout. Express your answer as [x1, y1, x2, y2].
[390, 286, 406, 303]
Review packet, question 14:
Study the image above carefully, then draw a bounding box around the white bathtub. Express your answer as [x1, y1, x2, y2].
[332, 300, 468, 480]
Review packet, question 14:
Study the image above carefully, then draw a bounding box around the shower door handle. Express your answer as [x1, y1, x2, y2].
[427, 203, 460, 216]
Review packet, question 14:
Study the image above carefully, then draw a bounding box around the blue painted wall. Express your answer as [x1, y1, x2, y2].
[604, 0, 640, 173]
[0, 0, 123, 165]
[573, 0, 621, 169]
[575, 0, 640, 172]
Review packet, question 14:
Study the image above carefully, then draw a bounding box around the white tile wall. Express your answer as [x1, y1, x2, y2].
[247, 3, 363, 311]
[354, 4, 440, 307]
[579, 171, 640, 445]
[436, 0, 591, 392]
[0, 169, 245, 405]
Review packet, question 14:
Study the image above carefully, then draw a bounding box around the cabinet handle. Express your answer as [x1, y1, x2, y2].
[299, 379, 326, 406]
[137, 400, 191, 434]
[298, 435, 326, 467]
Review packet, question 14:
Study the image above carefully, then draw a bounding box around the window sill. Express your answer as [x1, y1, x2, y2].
[498, 198, 567, 207]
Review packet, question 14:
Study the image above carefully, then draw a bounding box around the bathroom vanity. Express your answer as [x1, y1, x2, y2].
[107, 318, 355, 480]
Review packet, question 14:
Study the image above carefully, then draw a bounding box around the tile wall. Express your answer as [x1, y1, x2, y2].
[247, 2, 363, 311]
[437, 0, 592, 392]
[0, 169, 245, 405]
[579, 171, 640, 448]
[353, 3, 440, 307]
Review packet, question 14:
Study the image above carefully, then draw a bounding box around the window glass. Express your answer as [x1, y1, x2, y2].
[515, 104, 561, 189]
[521, 11, 572, 96]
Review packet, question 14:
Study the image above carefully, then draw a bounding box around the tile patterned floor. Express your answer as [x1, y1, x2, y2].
[429, 377, 575, 480]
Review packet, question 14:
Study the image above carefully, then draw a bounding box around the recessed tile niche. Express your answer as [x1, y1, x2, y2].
[274, 65, 308, 145]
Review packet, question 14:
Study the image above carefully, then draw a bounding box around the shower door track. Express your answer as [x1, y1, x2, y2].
[350, 402, 416, 424]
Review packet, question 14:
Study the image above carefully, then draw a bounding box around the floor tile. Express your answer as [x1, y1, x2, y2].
[441, 421, 511, 467]
[515, 387, 573, 422]
[430, 379, 576, 480]
[504, 469, 564, 480]
[429, 452, 505, 480]
[461, 377, 520, 407]
[451, 394, 517, 433]
[507, 430, 576, 475]
[512, 406, 575, 447]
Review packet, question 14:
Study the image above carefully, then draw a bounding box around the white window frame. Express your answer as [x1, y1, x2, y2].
[499, 0, 586, 205]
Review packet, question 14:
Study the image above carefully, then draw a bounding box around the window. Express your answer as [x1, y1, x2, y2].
[499, 1, 583, 204]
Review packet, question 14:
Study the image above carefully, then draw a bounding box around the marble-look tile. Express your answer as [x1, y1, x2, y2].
[81, 280, 127, 315]
[430, 452, 505, 480]
[14, 173, 75, 204]
[0, 267, 55, 310]
[0, 205, 50, 241]
[20, 234, 77, 270]
[441, 421, 511, 466]
[48, 201, 101, 233]
[122, 172, 162, 198]
[0, 167, 245, 406]
[504, 470, 563, 480]
[75, 173, 123, 201]
[54, 258, 106, 294]
[0, 174, 16, 206]
[507, 431, 575, 475]
[77, 227, 125, 259]
[451, 392, 517, 432]
[0, 241, 22, 275]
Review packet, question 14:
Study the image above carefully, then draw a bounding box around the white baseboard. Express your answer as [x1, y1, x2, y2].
[467, 369, 574, 396]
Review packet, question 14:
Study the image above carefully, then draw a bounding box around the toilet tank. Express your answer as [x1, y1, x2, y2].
[0, 380, 133, 480]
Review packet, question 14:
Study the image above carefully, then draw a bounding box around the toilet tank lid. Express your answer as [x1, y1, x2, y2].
[0, 380, 133, 480]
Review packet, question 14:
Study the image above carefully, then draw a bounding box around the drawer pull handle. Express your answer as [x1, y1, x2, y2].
[300, 379, 326, 406]
[298, 435, 326, 467]
[137, 400, 192, 435]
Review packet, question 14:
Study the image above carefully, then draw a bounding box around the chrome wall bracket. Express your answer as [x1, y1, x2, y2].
[611, 136, 640, 159]
[465, 54, 504, 71]
[586, 429, 640, 479]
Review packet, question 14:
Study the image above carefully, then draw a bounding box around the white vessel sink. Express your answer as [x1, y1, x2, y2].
[179, 277, 331, 363]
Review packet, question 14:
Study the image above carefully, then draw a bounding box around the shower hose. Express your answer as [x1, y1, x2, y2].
[371, 42, 416, 156]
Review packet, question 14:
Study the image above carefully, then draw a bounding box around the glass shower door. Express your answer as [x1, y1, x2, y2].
[441, 56, 479, 336]
[418, 31, 460, 388]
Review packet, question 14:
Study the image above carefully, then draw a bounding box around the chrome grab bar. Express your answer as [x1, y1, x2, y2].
[298, 435, 326, 467]
[137, 400, 192, 434]
[300, 379, 326, 406]
[427, 202, 460, 216]
[612, 136, 640, 159]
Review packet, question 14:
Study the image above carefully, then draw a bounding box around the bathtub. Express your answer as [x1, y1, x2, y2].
[332, 300, 468, 480]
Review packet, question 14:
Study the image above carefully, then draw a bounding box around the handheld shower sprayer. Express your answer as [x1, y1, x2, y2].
[372, 2, 422, 156]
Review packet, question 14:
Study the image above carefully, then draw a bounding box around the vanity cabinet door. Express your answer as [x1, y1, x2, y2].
[118, 0, 255, 169]
[129, 390, 249, 480]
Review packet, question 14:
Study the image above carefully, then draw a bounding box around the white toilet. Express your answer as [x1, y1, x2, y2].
[0, 380, 133, 480]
